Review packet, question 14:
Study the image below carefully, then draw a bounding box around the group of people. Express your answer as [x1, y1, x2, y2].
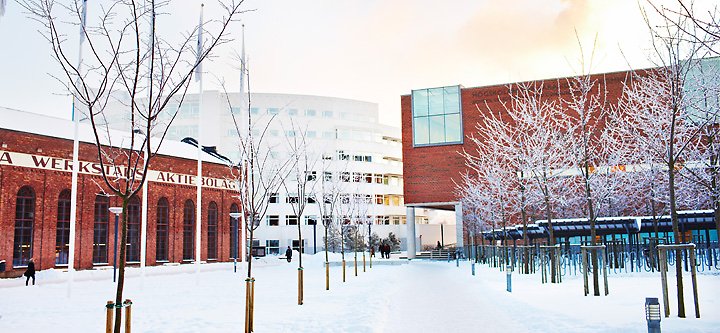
[376, 243, 393, 259]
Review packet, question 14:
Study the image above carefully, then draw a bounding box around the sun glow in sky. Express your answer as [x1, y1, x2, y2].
[0, 0, 715, 126]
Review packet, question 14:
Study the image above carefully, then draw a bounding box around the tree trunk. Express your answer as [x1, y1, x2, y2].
[114, 199, 129, 333]
[669, 165, 686, 317]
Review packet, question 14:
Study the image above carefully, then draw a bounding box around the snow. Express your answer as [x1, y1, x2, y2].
[1, 253, 718, 332]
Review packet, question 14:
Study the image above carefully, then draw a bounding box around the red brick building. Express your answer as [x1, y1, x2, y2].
[400, 70, 633, 257]
[0, 109, 242, 277]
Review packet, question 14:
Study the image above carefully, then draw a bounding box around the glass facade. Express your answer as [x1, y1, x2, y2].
[411, 85, 463, 146]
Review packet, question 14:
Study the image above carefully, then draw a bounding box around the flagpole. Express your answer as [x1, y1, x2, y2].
[195, 3, 204, 273]
[68, 0, 87, 292]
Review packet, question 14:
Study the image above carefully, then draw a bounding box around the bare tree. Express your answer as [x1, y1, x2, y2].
[315, 154, 346, 290]
[22, 1, 245, 331]
[281, 122, 319, 305]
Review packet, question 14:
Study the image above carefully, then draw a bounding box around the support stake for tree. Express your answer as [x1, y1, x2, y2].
[657, 244, 700, 318]
[105, 301, 113, 333]
[245, 278, 255, 333]
[342, 260, 346, 282]
[325, 262, 330, 290]
[363, 252, 366, 272]
[298, 267, 304, 305]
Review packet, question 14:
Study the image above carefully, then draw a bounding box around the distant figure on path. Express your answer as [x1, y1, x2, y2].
[285, 246, 293, 263]
[370, 246, 375, 258]
[436, 241, 442, 250]
[24, 258, 35, 286]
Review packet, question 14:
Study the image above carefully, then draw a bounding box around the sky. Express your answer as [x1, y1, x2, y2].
[0, 0, 716, 126]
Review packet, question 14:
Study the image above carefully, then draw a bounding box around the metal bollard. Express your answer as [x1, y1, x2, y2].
[506, 265, 512, 292]
[472, 261, 476, 276]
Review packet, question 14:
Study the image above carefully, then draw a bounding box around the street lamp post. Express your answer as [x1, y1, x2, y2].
[230, 212, 242, 273]
[109, 207, 123, 283]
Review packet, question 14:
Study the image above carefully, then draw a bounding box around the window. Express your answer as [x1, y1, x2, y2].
[267, 108, 280, 115]
[411, 85, 463, 146]
[269, 130, 279, 137]
[93, 194, 109, 264]
[156, 198, 170, 262]
[286, 130, 296, 137]
[364, 155, 372, 162]
[340, 172, 350, 182]
[13, 186, 35, 267]
[323, 171, 333, 182]
[363, 173, 373, 183]
[56, 189, 71, 265]
[250, 107, 260, 115]
[229, 204, 240, 259]
[322, 131, 335, 139]
[269, 193, 279, 203]
[305, 109, 317, 117]
[306, 195, 317, 204]
[286, 195, 300, 204]
[286, 215, 298, 225]
[322, 154, 333, 161]
[375, 194, 384, 205]
[183, 200, 195, 261]
[307, 131, 317, 138]
[322, 110, 333, 118]
[337, 150, 349, 161]
[305, 216, 318, 225]
[292, 239, 305, 253]
[352, 172, 362, 182]
[126, 197, 141, 262]
[266, 240, 280, 255]
[306, 171, 317, 181]
[267, 215, 279, 226]
[287, 108, 298, 116]
[354, 155, 363, 162]
[374, 174, 383, 183]
[207, 202, 218, 260]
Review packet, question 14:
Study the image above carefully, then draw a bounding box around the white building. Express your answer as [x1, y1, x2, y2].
[99, 91, 455, 255]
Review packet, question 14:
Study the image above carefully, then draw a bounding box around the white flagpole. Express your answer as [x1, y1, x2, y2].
[195, 3, 204, 272]
[68, 0, 88, 290]
[140, 0, 155, 279]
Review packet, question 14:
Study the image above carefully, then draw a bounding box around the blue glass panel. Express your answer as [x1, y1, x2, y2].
[445, 113, 462, 143]
[443, 86, 461, 114]
[412, 89, 428, 117]
[413, 117, 429, 145]
[428, 115, 445, 144]
[428, 88, 444, 116]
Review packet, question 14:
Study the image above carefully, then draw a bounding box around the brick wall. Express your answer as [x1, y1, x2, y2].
[0, 129, 241, 275]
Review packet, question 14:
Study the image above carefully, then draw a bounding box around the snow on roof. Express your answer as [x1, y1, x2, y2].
[0, 107, 229, 164]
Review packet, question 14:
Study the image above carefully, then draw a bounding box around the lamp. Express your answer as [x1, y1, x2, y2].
[645, 297, 661, 333]
[229, 212, 242, 273]
[109, 206, 123, 283]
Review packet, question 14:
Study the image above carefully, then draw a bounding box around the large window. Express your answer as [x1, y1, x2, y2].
[207, 202, 218, 260]
[93, 194, 109, 264]
[266, 240, 280, 255]
[229, 204, 240, 259]
[411, 85, 463, 146]
[183, 199, 195, 261]
[266, 215, 279, 226]
[156, 198, 169, 262]
[13, 186, 35, 267]
[126, 197, 141, 262]
[56, 189, 71, 265]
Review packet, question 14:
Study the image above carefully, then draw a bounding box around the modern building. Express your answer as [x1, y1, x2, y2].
[401, 61, 720, 257]
[0, 107, 241, 277]
[98, 92, 446, 254]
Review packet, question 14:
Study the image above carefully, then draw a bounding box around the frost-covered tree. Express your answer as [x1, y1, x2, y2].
[21, 1, 245, 331]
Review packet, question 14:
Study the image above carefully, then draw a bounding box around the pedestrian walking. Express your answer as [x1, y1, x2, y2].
[285, 246, 293, 263]
[24, 258, 35, 286]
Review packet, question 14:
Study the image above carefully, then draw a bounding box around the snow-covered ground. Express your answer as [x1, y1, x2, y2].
[1, 253, 718, 332]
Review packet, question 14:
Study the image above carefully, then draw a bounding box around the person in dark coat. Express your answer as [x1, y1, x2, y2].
[437, 241, 442, 250]
[370, 246, 375, 258]
[24, 258, 36, 286]
[285, 246, 293, 263]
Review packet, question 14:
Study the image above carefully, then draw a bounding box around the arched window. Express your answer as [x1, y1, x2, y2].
[56, 189, 71, 265]
[126, 196, 141, 262]
[183, 199, 195, 261]
[93, 194, 110, 264]
[207, 202, 218, 260]
[13, 186, 35, 267]
[156, 197, 169, 262]
[230, 203, 240, 259]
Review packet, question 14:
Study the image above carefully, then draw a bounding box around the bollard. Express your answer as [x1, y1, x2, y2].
[105, 301, 113, 333]
[506, 265, 512, 292]
[456, 254, 459, 267]
[472, 261, 476, 276]
[646, 297, 661, 333]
